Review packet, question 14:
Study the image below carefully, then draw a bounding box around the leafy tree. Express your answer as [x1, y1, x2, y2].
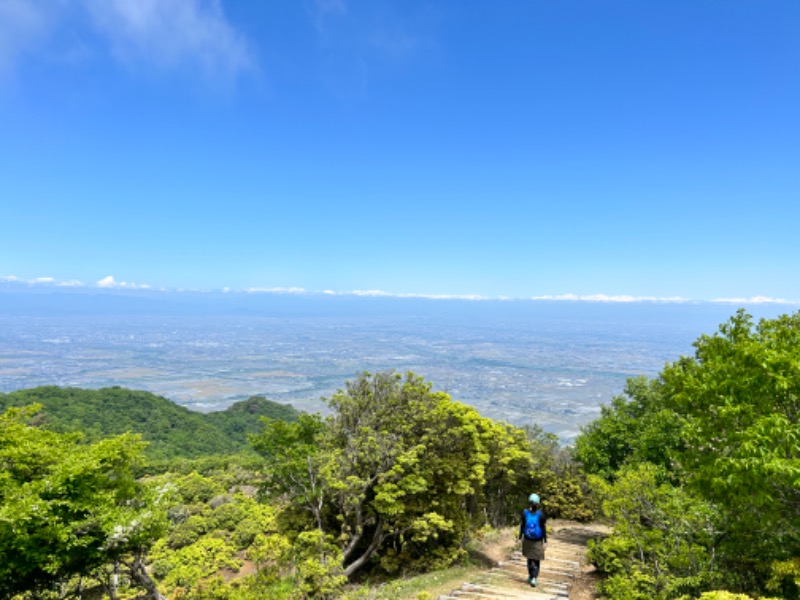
[660, 311, 800, 549]
[589, 463, 723, 599]
[250, 413, 328, 531]
[251, 371, 533, 579]
[574, 376, 682, 481]
[578, 310, 800, 598]
[524, 424, 595, 521]
[0, 404, 169, 598]
[324, 371, 533, 576]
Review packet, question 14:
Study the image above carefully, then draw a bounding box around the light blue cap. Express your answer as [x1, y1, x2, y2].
[528, 493, 540, 504]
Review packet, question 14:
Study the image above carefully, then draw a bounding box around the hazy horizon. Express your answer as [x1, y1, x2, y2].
[1, 292, 793, 440]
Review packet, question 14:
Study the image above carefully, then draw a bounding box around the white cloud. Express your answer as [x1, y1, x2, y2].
[529, 294, 691, 304]
[245, 287, 307, 294]
[3, 275, 84, 288]
[97, 275, 117, 288]
[345, 289, 489, 300]
[82, 0, 254, 81]
[5, 275, 795, 306]
[96, 275, 147, 289]
[711, 296, 798, 305]
[350, 289, 391, 297]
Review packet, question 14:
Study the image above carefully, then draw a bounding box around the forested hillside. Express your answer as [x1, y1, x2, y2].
[1, 310, 798, 599]
[0, 386, 298, 459]
[0, 372, 593, 599]
[575, 309, 800, 599]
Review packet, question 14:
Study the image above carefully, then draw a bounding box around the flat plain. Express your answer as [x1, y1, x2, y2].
[0, 294, 779, 441]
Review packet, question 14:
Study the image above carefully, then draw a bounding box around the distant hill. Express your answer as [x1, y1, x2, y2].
[205, 394, 300, 439]
[0, 386, 299, 459]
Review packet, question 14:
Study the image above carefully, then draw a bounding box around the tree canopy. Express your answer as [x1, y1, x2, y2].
[0, 404, 169, 598]
[0, 387, 298, 460]
[576, 310, 800, 599]
[253, 371, 536, 582]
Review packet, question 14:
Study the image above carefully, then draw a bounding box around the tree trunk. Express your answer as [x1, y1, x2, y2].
[342, 504, 364, 562]
[343, 519, 385, 578]
[126, 553, 167, 600]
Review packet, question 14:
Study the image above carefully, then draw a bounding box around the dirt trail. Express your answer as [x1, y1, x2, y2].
[438, 521, 609, 600]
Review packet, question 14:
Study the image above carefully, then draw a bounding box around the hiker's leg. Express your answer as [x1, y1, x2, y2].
[531, 559, 540, 579]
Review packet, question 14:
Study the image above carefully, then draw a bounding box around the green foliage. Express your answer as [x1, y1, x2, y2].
[590, 463, 723, 599]
[767, 557, 800, 598]
[151, 536, 242, 590]
[175, 471, 226, 504]
[0, 386, 298, 460]
[205, 395, 298, 439]
[697, 593, 780, 600]
[292, 530, 348, 598]
[326, 372, 534, 575]
[250, 371, 536, 581]
[660, 311, 800, 535]
[578, 310, 800, 599]
[524, 424, 595, 521]
[0, 374, 596, 598]
[250, 413, 327, 531]
[574, 376, 682, 481]
[0, 404, 169, 598]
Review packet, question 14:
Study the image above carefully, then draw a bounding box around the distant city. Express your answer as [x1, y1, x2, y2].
[0, 290, 789, 441]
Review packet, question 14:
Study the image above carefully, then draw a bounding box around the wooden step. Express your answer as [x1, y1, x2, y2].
[437, 522, 606, 600]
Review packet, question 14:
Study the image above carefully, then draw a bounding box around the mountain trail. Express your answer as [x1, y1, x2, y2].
[437, 521, 609, 600]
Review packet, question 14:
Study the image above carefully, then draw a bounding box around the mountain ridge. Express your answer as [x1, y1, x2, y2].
[0, 386, 299, 459]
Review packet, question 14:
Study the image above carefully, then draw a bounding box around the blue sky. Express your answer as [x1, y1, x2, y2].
[2, 0, 799, 302]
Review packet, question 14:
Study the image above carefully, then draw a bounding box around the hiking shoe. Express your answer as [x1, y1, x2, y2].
[531, 577, 537, 587]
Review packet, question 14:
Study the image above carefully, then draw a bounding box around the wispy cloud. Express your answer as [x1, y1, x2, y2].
[239, 287, 487, 300]
[711, 296, 799, 305]
[313, 0, 347, 29]
[0, 0, 52, 74]
[529, 294, 692, 304]
[347, 289, 487, 300]
[0, 0, 254, 84]
[245, 287, 307, 294]
[311, 0, 436, 102]
[2, 275, 797, 306]
[1, 275, 64, 286]
[83, 0, 254, 82]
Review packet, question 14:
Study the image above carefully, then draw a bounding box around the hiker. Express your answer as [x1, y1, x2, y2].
[519, 492, 547, 587]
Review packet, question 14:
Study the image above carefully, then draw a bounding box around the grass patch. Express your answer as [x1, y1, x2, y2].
[345, 527, 519, 599]
[354, 564, 484, 599]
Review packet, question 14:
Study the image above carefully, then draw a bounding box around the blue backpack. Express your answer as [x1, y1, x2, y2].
[523, 509, 543, 540]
